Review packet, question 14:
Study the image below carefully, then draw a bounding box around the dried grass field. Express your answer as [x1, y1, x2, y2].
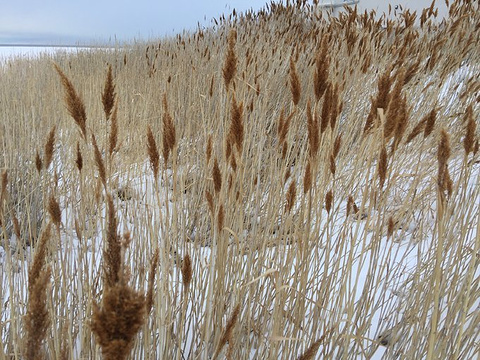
[0, 1, 479, 359]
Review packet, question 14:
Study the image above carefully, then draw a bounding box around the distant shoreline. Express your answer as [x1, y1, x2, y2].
[0, 44, 114, 48]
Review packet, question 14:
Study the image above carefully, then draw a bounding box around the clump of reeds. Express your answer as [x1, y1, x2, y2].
[24, 224, 52, 360]
[54, 64, 87, 140]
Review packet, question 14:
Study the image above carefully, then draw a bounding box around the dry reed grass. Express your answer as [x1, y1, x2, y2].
[0, 1, 479, 359]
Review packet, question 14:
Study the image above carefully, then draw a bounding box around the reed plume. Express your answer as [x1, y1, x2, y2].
[108, 103, 118, 157]
[290, 57, 301, 106]
[313, 37, 330, 102]
[321, 84, 332, 134]
[54, 63, 87, 139]
[384, 68, 406, 141]
[75, 142, 83, 172]
[285, 180, 296, 213]
[147, 126, 160, 180]
[182, 253, 192, 289]
[228, 95, 244, 153]
[304, 160, 312, 194]
[223, 29, 237, 90]
[213, 158, 222, 194]
[378, 145, 388, 188]
[91, 283, 146, 360]
[102, 64, 116, 120]
[217, 204, 225, 230]
[213, 304, 240, 360]
[92, 195, 146, 360]
[205, 190, 214, 215]
[146, 248, 159, 313]
[35, 150, 43, 173]
[24, 224, 51, 360]
[162, 94, 176, 165]
[296, 337, 322, 360]
[47, 194, 61, 230]
[325, 190, 333, 214]
[464, 104, 476, 155]
[406, 115, 427, 144]
[206, 135, 213, 165]
[1, 170, 7, 206]
[306, 100, 320, 158]
[44, 126, 56, 170]
[423, 108, 437, 139]
[92, 134, 107, 188]
[104, 194, 121, 287]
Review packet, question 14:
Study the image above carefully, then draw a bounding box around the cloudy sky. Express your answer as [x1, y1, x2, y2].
[0, 0, 447, 45]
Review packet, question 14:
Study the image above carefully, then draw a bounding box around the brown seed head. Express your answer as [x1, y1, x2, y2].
[213, 158, 222, 194]
[205, 190, 214, 215]
[35, 150, 43, 173]
[437, 129, 451, 168]
[75, 142, 83, 172]
[217, 204, 225, 231]
[378, 145, 388, 188]
[92, 134, 107, 188]
[304, 160, 312, 194]
[321, 84, 332, 134]
[285, 181, 296, 213]
[223, 30, 237, 90]
[423, 108, 437, 139]
[325, 190, 333, 214]
[464, 104, 476, 155]
[104, 194, 121, 288]
[91, 284, 146, 360]
[229, 95, 244, 153]
[102, 64, 116, 120]
[54, 63, 87, 140]
[289, 57, 301, 106]
[387, 216, 395, 237]
[182, 253, 192, 289]
[108, 103, 118, 157]
[162, 94, 176, 165]
[313, 37, 330, 102]
[146, 126, 160, 180]
[206, 135, 213, 165]
[47, 194, 61, 229]
[44, 126, 56, 170]
[213, 304, 241, 360]
[145, 248, 159, 313]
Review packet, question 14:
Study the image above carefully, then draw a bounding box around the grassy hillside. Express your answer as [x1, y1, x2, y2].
[0, 0, 479, 358]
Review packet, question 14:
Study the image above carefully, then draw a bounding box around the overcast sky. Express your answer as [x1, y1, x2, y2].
[0, 0, 447, 45]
